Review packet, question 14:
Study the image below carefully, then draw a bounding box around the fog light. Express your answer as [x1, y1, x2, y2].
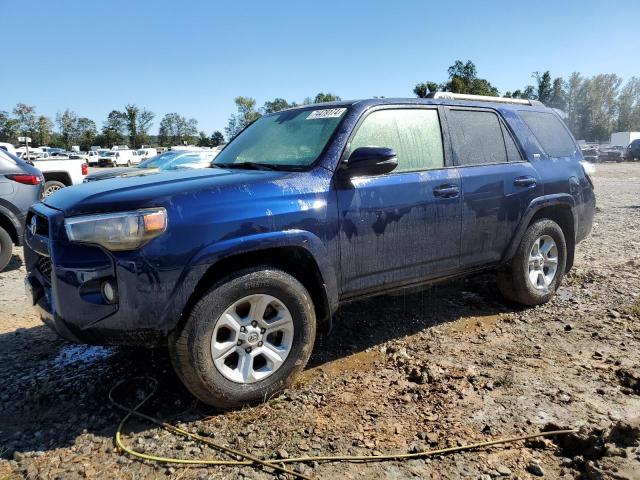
[101, 280, 118, 304]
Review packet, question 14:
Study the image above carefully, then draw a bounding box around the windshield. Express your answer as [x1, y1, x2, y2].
[213, 107, 347, 169]
[102, 152, 116, 157]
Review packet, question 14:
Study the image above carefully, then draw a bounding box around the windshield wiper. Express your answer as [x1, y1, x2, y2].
[214, 162, 285, 171]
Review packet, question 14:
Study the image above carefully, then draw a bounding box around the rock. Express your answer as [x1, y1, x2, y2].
[276, 449, 289, 459]
[607, 417, 640, 447]
[527, 461, 545, 476]
[496, 465, 512, 476]
[426, 432, 439, 445]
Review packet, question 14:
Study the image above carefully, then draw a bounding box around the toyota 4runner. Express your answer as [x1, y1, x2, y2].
[24, 94, 595, 407]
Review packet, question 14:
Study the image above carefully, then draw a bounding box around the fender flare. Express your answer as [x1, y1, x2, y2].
[0, 201, 23, 245]
[162, 229, 339, 331]
[502, 194, 577, 263]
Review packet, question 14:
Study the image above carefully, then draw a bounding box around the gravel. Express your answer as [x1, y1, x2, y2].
[0, 162, 639, 479]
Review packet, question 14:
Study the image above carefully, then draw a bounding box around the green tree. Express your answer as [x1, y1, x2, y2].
[263, 98, 295, 113]
[197, 131, 210, 147]
[617, 77, 640, 132]
[565, 72, 584, 138]
[122, 104, 155, 148]
[102, 110, 126, 147]
[413, 82, 439, 98]
[56, 109, 79, 149]
[225, 97, 261, 139]
[313, 93, 341, 103]
[13, 103, 37, 138]
[35, 115, 54, 146]
[76, 117, 97, 149]
[444, 60, 498, 96]
[210, 130, 225, 146]
[0, 111, 20, 143]
[548, 77, 567, 110]
[534, 71, 553, 104]
[158, 113, 199, 146]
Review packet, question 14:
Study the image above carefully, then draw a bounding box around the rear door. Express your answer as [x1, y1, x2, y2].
[336, 106, 462, 297]
[444, 107, 542, 267]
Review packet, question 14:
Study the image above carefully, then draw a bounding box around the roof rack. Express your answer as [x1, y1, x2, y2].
[427, 92, 543, 106]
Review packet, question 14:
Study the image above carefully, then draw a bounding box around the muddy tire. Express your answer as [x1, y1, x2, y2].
[169, 268, 316, 408]
[498, 219, 567, 306]
[0, 226, 12, 272]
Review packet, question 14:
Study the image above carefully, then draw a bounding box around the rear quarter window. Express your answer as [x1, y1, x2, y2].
[519, 110, 576, 158]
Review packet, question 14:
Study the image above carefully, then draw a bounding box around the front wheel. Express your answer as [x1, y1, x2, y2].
[170, 268, 316, 408]
[498, 219, 567, 306]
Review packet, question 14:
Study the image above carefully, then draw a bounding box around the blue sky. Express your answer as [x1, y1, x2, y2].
[2, 0, 639, 134]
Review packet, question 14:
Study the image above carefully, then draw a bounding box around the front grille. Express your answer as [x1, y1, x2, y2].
[37, 256, 52, 278]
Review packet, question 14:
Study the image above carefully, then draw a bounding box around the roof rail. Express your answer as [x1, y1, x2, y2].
[427, 92, 543, 107]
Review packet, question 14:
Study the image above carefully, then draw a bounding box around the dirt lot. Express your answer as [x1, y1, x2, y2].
[1, 163, 639, 480]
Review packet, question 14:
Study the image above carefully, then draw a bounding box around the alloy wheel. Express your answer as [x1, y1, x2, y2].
[528, 235, 558, 290]
[211, 294, 294, 384]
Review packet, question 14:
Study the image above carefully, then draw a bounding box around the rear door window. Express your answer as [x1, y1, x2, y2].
[518, 110, 576, 157]
[349, 108, 444, 172]
[448, 109, 508, 166]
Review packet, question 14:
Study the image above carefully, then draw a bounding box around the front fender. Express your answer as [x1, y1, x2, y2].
[0, 201, 24, 245]
[502, 194, 576, 263]
[160, 229, 339, 330]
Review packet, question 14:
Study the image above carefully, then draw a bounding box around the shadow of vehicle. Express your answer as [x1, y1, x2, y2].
[0, 271, 516, 461]
[1, 254, 23, 273]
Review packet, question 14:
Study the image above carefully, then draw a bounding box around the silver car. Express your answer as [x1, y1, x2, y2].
[0, 150, 43, 271]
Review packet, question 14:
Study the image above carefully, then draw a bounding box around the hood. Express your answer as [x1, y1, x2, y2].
[43, 167, 286, 216]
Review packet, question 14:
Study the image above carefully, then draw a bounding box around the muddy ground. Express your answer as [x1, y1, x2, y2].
[1, 163, 639, 480]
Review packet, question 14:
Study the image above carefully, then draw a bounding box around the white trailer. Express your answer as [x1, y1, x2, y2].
[610, 132, 640, 147]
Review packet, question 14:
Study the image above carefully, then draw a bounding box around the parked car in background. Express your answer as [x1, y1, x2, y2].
[98, 149, 139, 167]
[579, 144, 599, 163]
[137, 147, 158, 160]
[84, 150, 218, 182]
[30, 156, 88, 196]
[85, 151, 100, 166]
[0, 143, 18, 156]
[626, 139, 640, 161]
[25, 95, 595, 408]
[0, 149, 43, 271]
[598, 145, 626, 162]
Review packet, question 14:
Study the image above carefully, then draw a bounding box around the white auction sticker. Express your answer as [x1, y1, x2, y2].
[306, 108, 347, 120]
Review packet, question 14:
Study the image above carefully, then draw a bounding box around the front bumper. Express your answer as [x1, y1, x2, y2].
[23, 203, 168, 346]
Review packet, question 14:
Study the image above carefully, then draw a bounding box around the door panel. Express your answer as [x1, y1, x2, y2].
[337, 168, 461, 297]
[459, 162, 540, 265]
[445, 107, 542, 266]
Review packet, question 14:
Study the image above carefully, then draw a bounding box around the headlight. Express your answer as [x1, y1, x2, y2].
[64, 208, 167, 251]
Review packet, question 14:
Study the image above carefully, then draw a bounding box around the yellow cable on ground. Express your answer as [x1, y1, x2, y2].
[110, 377, 577, 480]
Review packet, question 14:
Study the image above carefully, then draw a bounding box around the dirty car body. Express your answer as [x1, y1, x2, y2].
[24, 97, 595, 406]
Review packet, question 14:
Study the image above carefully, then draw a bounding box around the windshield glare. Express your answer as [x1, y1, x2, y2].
[213, 107, 347, 169]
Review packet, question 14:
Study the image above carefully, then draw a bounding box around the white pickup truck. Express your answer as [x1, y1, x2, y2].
[30, 158, 88, 196]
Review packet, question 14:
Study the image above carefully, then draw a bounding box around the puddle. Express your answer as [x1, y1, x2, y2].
[302, 349, 383, 381]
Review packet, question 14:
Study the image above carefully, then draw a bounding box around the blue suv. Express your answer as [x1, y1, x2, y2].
[24, 95, 595, 407]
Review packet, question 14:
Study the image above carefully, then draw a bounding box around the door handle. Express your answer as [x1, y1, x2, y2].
[433, 184, 460, 198]
[513, 176, 537, 188]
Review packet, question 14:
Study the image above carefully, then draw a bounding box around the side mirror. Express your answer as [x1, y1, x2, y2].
[343, 146, 397, 176]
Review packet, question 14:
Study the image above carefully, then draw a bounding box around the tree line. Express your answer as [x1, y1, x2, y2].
[2, 64, 638, 149]
[0, 92, 341, 150]
[414, 60, 640, 142]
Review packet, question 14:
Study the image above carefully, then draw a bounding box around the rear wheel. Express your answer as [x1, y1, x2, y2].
[498, 219, 567, 305]
[0, 226, 12, 272]
[43, 180, 65, 197]
[170, 268, 316, 408]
